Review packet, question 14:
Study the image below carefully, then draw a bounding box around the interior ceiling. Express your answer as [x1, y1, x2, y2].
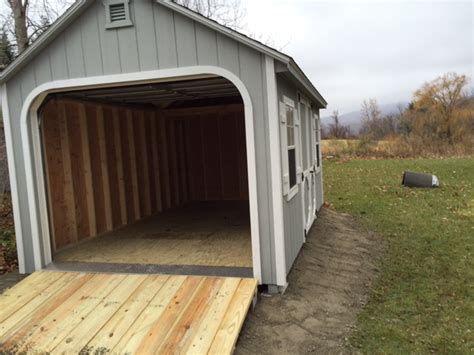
[60, 76, 242, 109]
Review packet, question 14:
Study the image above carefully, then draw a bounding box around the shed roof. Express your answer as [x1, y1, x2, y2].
[0, 0, 327, 107]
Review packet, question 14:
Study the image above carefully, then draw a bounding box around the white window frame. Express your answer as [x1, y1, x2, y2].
[314, 111, 322, 173]
[280, 95, 301, 201]
[103, 0, 133, 29]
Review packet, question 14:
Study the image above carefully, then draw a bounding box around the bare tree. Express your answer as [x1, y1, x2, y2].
[328, 110, 350, 138]
[2, 0, 74, 54]
[360, 99, 384, 139]
[174, 0, 245, 30]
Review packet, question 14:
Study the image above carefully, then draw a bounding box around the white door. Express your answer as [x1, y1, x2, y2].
[299, 96, 316, 233]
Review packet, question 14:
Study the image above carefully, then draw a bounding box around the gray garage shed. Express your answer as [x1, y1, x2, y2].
[0, 0, 326, 290]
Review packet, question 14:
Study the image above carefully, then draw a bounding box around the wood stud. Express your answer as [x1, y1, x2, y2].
[41, 100, 248, 251]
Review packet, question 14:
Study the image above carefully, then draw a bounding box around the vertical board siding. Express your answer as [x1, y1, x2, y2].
[118, 26, 141, 73]
[96, 4, 122, 74]
[283, 192, 304, 272]
[33, 54, 53, 87]
[79, 10, 104, 77]
[133, 0, 159, 71]
[216, 34, 240, 75]
[195, 24, 218, 66]
[41, 100, 247, 251]
[174, 15, 198, 67]
[65, 102, 90, 240]
[154, 6, 178, 68]
[64, 27, 85, 79]
[102, 108, 122, 228]
[42, 102, 70, 249]
[85, 105, 107, 234]
[47, 35, 69, 80]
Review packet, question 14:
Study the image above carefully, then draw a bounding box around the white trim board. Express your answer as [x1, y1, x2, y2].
[1, 84, 26, 273]
[265, 56, 287, 287]
[18, 66, 263, 283]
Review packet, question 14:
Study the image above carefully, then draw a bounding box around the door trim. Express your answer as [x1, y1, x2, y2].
[18, 66, 263, 283]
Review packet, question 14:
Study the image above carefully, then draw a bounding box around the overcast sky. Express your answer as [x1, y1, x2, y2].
[242, 0, 473, 114]
[1, 0, 472, 115]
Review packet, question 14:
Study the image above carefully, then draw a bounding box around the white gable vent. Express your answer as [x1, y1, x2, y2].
[103, 0, 133, 29]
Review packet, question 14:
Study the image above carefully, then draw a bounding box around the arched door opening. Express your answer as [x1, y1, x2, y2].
[37, 75, 255, 278]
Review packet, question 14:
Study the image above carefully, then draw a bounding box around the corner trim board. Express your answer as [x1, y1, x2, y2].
[1, 84, 26, 273]
[265, 56, 287, 286]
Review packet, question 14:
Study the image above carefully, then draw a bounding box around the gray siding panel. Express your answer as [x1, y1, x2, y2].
[195, 24, 218, 66]
[33, 53, 52, 87]
[64, 26, 86, 79]
[154, 6, 178, 69]
[48, 35, 69, 80]
[80, 10, 104, 77]
[117, 26, 141, 73]
[134, 0, 159, 71]
[18, 67, 37, 102]
[96, 3, 122, 75]
[174, 14, 198, 67]
[315, 171, 324, 211]
[216, 34, 240, 75]
[284, 192, 304, 272]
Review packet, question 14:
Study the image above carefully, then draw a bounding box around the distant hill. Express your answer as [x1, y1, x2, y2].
[322, 102, 409, 135]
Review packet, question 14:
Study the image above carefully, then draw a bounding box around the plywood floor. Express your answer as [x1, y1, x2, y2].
[54, 202, 252, 268]
[0, 271, 257, 354]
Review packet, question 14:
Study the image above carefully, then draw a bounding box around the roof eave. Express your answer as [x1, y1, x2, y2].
[156, 0, 290, 64]
[288, 59, 327, 108]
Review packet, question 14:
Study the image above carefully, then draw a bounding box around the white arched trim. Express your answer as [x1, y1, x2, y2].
[20, 66, 262, 283]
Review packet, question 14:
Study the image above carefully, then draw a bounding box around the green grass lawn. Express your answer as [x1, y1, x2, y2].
[324, 157, 474, 354]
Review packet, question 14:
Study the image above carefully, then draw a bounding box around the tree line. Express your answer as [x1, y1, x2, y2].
[324, 72, 473, 155]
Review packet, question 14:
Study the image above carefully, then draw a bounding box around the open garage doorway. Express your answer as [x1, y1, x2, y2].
[38, 76, 254, 277]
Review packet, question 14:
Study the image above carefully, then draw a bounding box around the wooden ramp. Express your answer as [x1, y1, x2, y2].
[0, 271, 257, 354]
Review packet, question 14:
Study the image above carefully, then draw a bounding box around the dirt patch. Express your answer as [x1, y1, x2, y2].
[236, 207, 384, 354]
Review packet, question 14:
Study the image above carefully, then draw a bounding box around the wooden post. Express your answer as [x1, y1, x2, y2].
[150, 114, 163, 212]
[126, 110, 141, 220]
[96, 106, 113, 231]
[78, 103, 97, 236]
[58, 101, 78, 243]
[158, 113, 171, 209]
[113, 108, 128, 225]
[138, 111, 152, 216]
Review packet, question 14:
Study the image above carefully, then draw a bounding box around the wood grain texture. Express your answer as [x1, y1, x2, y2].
[41, 100, 247, 253]
[0, 272, 257, 355]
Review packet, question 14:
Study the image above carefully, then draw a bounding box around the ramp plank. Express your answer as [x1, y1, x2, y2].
[0, 272, 257, 355]
[208, 278, 258, 354]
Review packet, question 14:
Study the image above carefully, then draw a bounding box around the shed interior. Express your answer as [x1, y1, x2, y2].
[39, 77, 252, 274]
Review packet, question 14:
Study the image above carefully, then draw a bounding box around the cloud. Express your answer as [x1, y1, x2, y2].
[243, 0, 473, 113]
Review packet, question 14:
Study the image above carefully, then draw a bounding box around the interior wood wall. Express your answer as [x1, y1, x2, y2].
[41, 99, 247, 252]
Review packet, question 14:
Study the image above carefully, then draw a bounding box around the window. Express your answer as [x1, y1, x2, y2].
[280, 96, 301, 200]
[286, 106, 297, 189]
[104, 0, 132, 29]
[314, 112, 321, 169]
